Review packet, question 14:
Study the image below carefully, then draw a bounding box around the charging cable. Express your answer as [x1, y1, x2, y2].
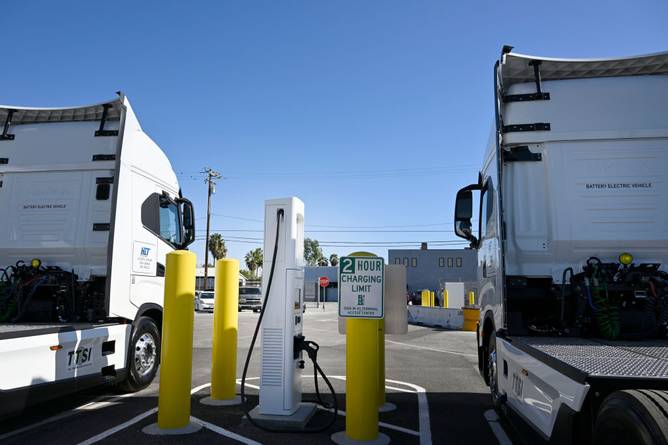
[240, 208, 338, 433]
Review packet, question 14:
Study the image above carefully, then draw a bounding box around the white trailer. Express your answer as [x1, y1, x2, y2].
[0, 94, 195, 417]
[454, 48, 668, 444]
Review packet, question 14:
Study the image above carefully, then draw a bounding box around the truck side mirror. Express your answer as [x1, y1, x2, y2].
[454, 186, 479, 246]
[178, 199, 196, 248]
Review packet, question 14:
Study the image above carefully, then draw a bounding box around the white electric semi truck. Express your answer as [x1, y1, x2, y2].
[0, 94, 195, 418]
[454, 48, 668, 444]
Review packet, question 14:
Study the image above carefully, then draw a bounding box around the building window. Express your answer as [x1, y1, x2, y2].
[456, 257, 462, 268]
[394, 258, 401, 265]
[447, 258, 454, 268]
[411, 258, 417, 267]
[438, 257, 445, 267]
[403, 257, 409, 266]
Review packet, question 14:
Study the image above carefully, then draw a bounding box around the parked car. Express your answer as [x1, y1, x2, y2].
[239, 286, 262, 312]
[195, 290, 215, 312]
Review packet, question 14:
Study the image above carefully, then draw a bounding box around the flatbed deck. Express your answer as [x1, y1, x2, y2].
[510, 336, 668, 383]
[0, 322, 120, 340]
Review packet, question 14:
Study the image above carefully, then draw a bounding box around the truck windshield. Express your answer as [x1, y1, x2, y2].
[239, 288, 261, 295]
[200, 292, 214, 299]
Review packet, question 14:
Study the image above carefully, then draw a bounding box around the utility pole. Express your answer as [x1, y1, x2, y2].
[203, 167, 221, 288]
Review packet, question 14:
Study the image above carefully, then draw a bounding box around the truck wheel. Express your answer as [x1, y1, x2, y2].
[487, 331, 500, 406]
[119, 316, 160, 392]
[594, 390, 668, 445]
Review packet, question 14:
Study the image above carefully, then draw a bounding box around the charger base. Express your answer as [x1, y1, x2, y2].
[247, 402, 317, 430]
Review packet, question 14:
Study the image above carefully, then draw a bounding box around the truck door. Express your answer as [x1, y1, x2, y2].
[131, 173, 181, 309]
[478, 177, 502, 324]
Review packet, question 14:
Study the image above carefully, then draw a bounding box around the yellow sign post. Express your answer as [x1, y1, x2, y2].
[332, 252, 390, 445]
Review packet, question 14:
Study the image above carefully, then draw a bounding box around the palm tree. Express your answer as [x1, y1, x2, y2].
[245, 248, 263, 278]
[329, 254, 339, 267]
[317, 257, 329, 266]
[208, 233, 227, 260]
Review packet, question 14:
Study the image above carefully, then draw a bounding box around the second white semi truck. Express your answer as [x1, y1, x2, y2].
[0, 94, 195, 418]
[454, 48, 668, 444]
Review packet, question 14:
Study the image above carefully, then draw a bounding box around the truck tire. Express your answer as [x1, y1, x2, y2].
[118, 316, 160, 392]
[594, 390, 668, 445]
[487, 331, 501, 406]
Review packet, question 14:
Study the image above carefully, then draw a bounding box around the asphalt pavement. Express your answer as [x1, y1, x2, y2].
[0, 304, 518, 444]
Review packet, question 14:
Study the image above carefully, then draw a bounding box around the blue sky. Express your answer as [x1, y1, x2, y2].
[2, 1, 667, 266]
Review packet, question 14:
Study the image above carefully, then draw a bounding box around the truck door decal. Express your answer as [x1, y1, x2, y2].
[133, 241, 157, 274]
[67, 346, 93, 370]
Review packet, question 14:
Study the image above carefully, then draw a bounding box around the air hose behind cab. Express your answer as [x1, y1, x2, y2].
[584, 259, 621, 340]
[239, 208, 339, 433]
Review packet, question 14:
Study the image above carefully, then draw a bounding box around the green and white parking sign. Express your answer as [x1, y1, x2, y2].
[338, 256, 384, 318]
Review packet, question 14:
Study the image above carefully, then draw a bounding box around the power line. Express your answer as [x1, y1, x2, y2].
[208, 229, 456, 233]
[211, 214, 263, 223]
[178, 164, 476, 181]
[223, 164, 476, 178]
[194, 239, 469, 249]
[305, 222, 449, 229]
[197, 236, 467, 244]
[194, 235, 468, 246]
[199, 214, 477, 228]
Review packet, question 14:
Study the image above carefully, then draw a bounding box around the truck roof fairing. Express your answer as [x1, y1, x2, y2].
[0, 95, 123, 125]
[501, 49, 668, 88]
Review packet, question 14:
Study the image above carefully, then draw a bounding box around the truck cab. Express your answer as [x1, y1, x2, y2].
[0, 94, 195, 417]
[454, 48, 668, 443]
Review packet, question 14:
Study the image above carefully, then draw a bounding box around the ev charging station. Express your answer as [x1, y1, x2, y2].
[247, 197, 318, 427]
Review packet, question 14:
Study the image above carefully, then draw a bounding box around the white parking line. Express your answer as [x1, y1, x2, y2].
[484, 410, 513, 445]
[0, 389, 150, 441]
[72, 376, 434, 445]
[192, 416, 263, 444]
[76, 383, 211, 445]
[329, 376, 432, 445]
[386, 378, 432, 445]
[316, 406, 420, 437]
[239, 376, 429, 442]
[236, 378, 260, 390]
[77, 407, 158, 445]
[386, 339, 477, 358]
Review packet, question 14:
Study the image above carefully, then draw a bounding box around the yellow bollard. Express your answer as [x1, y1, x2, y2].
[144, 250, 201, 435]
[463, 307, 480, 331]
[468, 290, 475, 306]
[430, 291, 435, 307]
[201, 259, 241, 406]
[421, 289, 430, 307]
[345, 318, 380, 440]
[443, 289, 449, 308]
